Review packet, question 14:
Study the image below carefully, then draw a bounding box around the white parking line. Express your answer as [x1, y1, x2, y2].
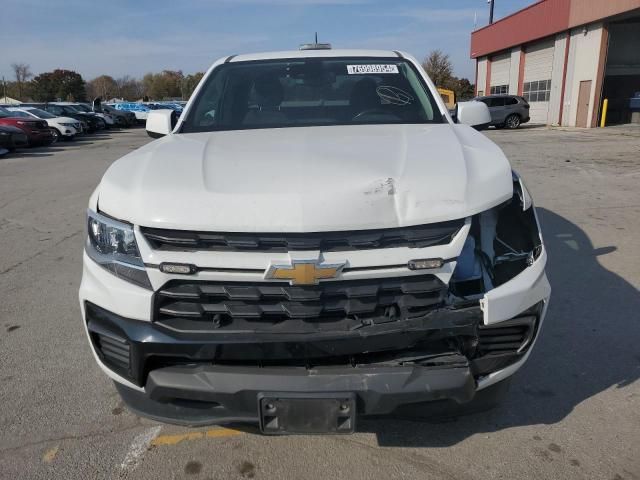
[120, 426, 162, 472]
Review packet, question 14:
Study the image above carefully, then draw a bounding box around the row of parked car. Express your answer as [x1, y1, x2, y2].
[0, 100, 186, 156]
[109, 102, 186, 121]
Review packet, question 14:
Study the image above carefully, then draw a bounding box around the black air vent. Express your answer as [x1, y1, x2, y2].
[477, 316, 536, 355]
[96, 332, 130, 371]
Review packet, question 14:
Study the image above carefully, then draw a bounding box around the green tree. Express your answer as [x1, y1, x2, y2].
[31, 69, 86, 102]
[3, 81, 26, 101]
[421, 50, 476, 101]
[142, 70, 185, 100]
[451, 77, 476, 101]
[142, 72, 156, 98]
[181, 72, 204, 99]
[115, 75, 144, 100]
[160, 70, 184, 99]
[30, 72, 57, 101]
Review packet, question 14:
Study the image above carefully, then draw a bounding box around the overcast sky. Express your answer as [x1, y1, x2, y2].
[0, 0, 532, 83]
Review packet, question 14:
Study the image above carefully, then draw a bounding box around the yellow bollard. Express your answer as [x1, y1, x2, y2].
[600, 98, 608, 127]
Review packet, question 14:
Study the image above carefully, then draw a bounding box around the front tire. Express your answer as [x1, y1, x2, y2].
[505, 114, 521, 129]
[50, 128, 60, 143]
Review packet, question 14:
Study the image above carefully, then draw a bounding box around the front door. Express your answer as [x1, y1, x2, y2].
[576, 80, 592, 128]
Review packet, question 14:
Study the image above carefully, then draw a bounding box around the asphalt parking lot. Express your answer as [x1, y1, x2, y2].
[0, 125, 639, 480]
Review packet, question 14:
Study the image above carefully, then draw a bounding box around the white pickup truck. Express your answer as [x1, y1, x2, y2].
[80, 46, 550, 434]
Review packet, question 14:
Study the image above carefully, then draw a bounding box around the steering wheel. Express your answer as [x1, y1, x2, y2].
[352, 109, 391, 121]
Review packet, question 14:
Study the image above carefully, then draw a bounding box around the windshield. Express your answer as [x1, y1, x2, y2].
[60, 106, 80, 114]
[27, 108, 56, 119]
[7, 110, 32, 118]
[73, 104, 91, 112]
[181, 57, 444, 133]
[0, 107, 12, 118]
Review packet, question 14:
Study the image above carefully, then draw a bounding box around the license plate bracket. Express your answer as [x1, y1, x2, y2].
[258, 393, 356, 435]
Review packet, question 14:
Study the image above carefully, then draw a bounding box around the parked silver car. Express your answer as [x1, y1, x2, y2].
[475, 95, 530, 129]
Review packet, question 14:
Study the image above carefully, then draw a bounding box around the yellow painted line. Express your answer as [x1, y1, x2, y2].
[205, 428, 243, 439]
[151, 427, 242, 447]
[43, 445, 59, 463]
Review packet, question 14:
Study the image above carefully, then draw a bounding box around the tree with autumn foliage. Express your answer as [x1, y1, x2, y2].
[422, 50, 476, 101]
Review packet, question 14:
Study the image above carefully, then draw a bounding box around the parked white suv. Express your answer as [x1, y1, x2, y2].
[7, 106, 80, 141]
[80, 48, 550, 434]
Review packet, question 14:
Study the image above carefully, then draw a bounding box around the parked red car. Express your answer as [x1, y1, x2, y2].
[0, 107, 54, 147]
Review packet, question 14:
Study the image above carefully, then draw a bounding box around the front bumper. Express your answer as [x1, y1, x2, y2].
[60, 127, 78, 137]
[26, 129, 54, 145]
[80, 268, 548, 427]
[79, 214, 550, 426]
[115, 362, 476, 427]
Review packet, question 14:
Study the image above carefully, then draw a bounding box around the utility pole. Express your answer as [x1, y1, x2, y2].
[488, 0, 495, 24]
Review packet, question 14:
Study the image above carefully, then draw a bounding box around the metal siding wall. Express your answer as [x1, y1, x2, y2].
[471, 0, 571, 58]
[561, 28, 579, 125]
[524, 39, 556, 123]
[490, 53, 511, 88]
[569, 0, 640, 28]
[549, 33, 569, 125]
[476, 57, 488, 95]
[509, 48, 522, 94]
[566, 23, 604, 126]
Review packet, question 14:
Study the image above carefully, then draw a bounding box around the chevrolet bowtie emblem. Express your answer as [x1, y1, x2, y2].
[265, 259, 345, 285]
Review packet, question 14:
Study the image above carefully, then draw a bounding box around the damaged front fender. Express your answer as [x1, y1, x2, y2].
[480, 172, 550, 324]
[480, 247, 550, 325]
[451, 170, 550, 325]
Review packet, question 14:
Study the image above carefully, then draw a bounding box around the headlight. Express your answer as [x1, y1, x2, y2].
[85, 209, 151, 289]
[60, 123, 75, 127]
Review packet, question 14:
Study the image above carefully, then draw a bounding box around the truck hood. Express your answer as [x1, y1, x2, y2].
[97, 124, 513, 232]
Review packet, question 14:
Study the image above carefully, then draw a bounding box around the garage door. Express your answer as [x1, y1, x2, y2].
[490, 53, 511, 94]
[523, 40, 555, 123]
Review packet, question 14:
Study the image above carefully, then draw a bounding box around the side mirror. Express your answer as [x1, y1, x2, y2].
[455, 101, 491, 130]
[146, 110, 176, 138]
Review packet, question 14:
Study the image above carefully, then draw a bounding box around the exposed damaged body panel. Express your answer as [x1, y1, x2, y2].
[450, 172, 550, 326]
[85, 299, 543, 390]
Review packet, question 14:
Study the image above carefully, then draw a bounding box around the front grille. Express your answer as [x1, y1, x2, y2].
[154, 275, 447, 332]
[141, 219, 464, 253]
[477, 316, 536, 355]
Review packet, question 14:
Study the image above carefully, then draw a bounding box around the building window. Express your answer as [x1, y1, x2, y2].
[490, 85, 508, 95]
[523, 80, 551, 102]
[477, 90, 484, 97]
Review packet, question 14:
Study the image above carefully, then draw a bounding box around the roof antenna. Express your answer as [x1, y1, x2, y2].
[299, 32, 332, 50]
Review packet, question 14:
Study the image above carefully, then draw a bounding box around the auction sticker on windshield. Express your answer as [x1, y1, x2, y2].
[347, 64, 399, 74]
